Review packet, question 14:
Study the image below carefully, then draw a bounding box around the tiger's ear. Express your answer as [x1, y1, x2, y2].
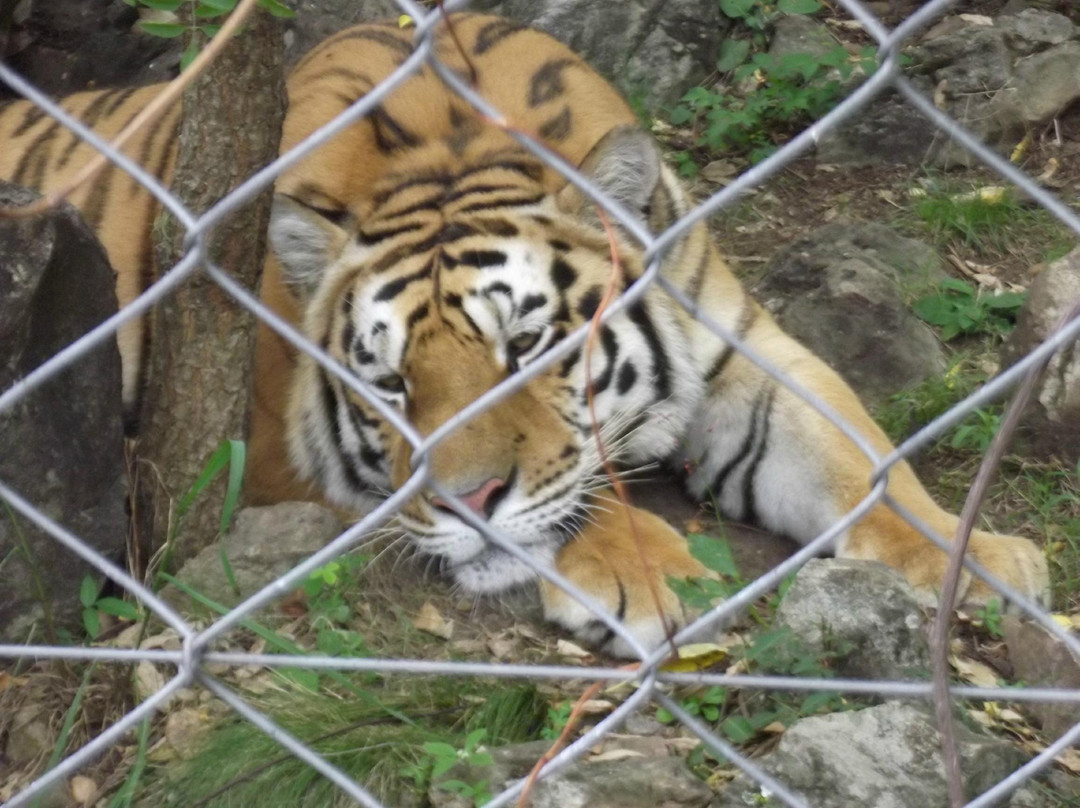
[269, 194, 350, 294]
[556, 124, 662, 223]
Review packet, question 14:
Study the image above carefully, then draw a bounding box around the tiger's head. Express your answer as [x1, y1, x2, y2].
[270, 126, 704, 593]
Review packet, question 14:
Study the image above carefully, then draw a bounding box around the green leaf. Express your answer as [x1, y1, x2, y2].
[258, 0, 295, 18]
[686, 533, 740, 578]
[95, 597, 141, 621]
[655, 707, 675, 724]
[279, 667, 319, 691]
[180, 40, 200, 72]
[198, 0, 236, 10]
[717, 39, 751, 73]
[83, 608, 101, 639]
[464, 728, 487, 750]
[778, 0, 821, 13]
[719, 0, 757, 18]
[423, 742, 458, 759]
[138, 0, 185, 9]
[79, 575, 99, 608]
[721, 715, 756, 743]
[137, 21, 189, 38]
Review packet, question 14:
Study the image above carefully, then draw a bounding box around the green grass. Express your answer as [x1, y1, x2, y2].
[138, 682, 546, 808]
[908, 185, 1055, 255]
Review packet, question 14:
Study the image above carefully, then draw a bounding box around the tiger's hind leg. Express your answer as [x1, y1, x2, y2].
[540, 491, 708, 657]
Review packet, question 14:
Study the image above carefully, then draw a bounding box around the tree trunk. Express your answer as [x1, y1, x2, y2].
[138, 13, 286, 566]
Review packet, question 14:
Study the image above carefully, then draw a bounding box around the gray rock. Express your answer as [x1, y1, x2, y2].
[755, 223, 947, 404]
[769, 14, 837, 62]
[430, 741, 714, 808]
[470, 0, 724, 111]
[162, 502, 343, 611]
[0, 182, 126, 643]
[714, 701, 1025, 808]
[815, 84, 942, 167]
[282, 0, 403, 67]
[997, 9, 1077, 54]
[999, 246, 1080, 463]
[1002, 616, 1080, 738]
[775, 559, 930, 680]
[1010, 41, 1080, 124]
[913, 26, 1013, 94]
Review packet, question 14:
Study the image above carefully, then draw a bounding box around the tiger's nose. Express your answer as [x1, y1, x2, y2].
[432, 477, 508, 520]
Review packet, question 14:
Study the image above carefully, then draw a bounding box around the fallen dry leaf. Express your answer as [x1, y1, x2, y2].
[589, 749, 646, 763]
[950, 655, 1000, 688]
[413, 602, 453, 640]
[133, 660, 167, 703]
[1057, 747, 1080, 774]
[578, 699, 616, 715]
[556, 639, 591, 659]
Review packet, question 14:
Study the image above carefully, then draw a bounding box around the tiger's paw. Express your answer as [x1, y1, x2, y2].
[539, 494, 708, 658]
[878, 529, 1050, 610]
[958, 531, 1050, 609]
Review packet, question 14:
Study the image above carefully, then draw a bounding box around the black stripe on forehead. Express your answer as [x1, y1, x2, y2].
[373, 257, 433, 302]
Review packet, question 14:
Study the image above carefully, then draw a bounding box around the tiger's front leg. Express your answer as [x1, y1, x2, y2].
[679, 300, 1050, 610]
[539, 491, 708, 657]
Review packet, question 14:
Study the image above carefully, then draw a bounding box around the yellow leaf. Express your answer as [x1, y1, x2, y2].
[1010, 134, 1031, 164]
[1049, 613, 1073, 630]
[661, 643, 728, 672]
[398, 14, 414, 28]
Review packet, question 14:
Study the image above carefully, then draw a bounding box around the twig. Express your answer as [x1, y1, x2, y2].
[0, 0, 261, 219]
[930, 294, 1080, 807]
[516, 664, 639, 808]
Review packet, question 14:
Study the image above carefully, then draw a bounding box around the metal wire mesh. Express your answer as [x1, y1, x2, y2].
[2, 0, 1079, 806]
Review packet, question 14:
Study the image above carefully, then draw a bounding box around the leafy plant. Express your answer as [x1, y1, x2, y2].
[79, 574, 142, 639]
[912, 278, 1025, 342]
[949, 407, 1002, 454]
[670, 0, 877, 163]
[122, 0, 293, 69]
[422, 729, 494, 807]
[972, 598, 1004, 639]
[656, 686, 727, 724]
[540, 701, 572, 740]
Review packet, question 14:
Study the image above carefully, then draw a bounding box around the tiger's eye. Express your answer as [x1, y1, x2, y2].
[373, 373, 406, 395]
[507, 331, 542, 357]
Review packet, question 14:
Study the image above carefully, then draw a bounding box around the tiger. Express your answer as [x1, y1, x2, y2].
[0, 13, 1049, 656]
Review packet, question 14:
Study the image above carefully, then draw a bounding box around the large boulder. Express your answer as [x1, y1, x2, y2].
[999, 246, 1080, 463]
[818, 10, 1080, 167]
[714, 701, 1025, 807]
[754, 222, 948, 405]
[469, 0, 724, 111]
[0, 182, 127, 643]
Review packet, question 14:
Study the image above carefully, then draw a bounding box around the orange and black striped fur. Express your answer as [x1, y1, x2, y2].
[0, 15, 1048, 653]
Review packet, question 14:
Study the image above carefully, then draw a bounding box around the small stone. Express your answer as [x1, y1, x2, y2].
[164, 707, 213, 760]
[1000, 245, 1080, 463]
[68, 775, 96, 804]
[161, 502, 344, 612]
[775, 558, 930, 680]
[1002, 616, 1080, 738]
[713, 701, 1024, 807]
[5, 705, 51, 765]
[998, 9, 1077, 53]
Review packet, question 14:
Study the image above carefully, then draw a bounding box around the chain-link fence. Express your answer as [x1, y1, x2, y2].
[2, 0, 1080, 806]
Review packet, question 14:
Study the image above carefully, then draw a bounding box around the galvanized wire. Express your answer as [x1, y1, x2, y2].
[2, 0, 1079, 807]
